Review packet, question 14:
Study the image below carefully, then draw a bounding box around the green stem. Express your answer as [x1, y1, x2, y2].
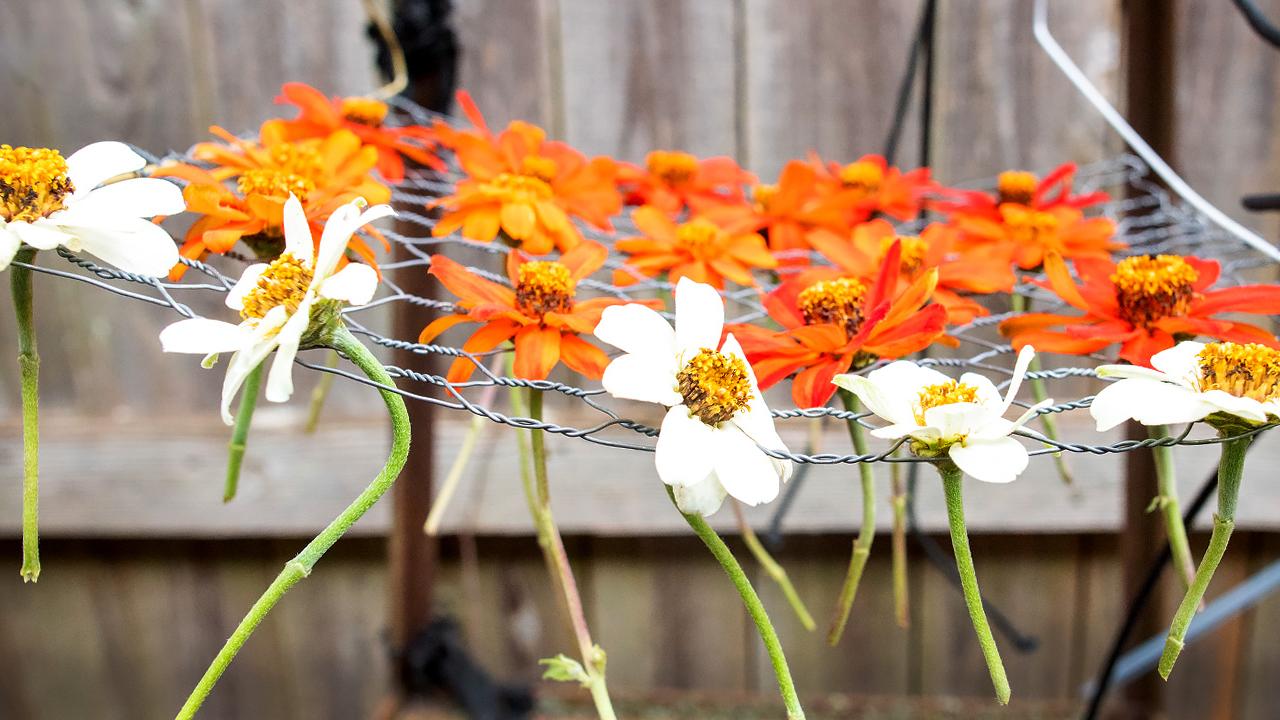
[174, 325, 410, 719]
[525, 389, 616, 720]
[423, 413, 485, 535]
[890, 451, 909, 629]
[223, 364, 263, 503]
[732, 501, 816, 631]
[827, 390, 875, 645]
[11, 247, 40, 582]
[1010, 292, 1072, 485]
[940, 462, 1011, 705]
[1150, 425, 1196, 592]
[673, 489, 805, 720]
[302, 349, 340, 433]
[1158, 435, 1251, 679]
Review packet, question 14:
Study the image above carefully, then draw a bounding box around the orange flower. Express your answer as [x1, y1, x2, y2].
[950, 203, 1121, 271]
[810, 153, 937, 224]
[430, 93, 621, 255]
[612, 206, 777, 289]
[262, 82, 444, 182]
[419, 242, 661, 381]
[1000, 252, 1280, 367]
[729, 241, 950, 408]
[155, 126, 391, 278]
[936, 162, 1109, 220]
[616, 150, 756, 215]
[808, 219, 1014, 325]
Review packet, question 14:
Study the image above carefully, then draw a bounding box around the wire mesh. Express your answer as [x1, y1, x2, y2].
[20, 97, 1278, 463]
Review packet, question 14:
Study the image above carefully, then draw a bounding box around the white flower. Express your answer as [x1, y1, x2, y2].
[594, 277, 793, 516]
[0, 141, 184, 276]
[160, 195, 393, 424]
[832, 346, 1050, 484]
[1091, 340, 1280, 431]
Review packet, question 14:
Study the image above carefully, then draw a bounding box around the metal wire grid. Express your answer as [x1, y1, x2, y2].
[16, 99, 1278, 463]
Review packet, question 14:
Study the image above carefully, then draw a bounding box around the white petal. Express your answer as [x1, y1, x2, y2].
[159, 318, 245, 354]
[672, 476, 728, 517]
[1096, 363, 1174, 382]
[318, 263, 378, 305]
[922, 402, 985, 442]
[949, 436, 1028, 484]
[0, 227, 20, 270]
[219, 307, 287, 424]
[264, 302, 311, 403]
[958, 371, 1002, 410]
[1000, 345, 1037, 414]
[57, 216, 178, 277]
[66, 141, 146, 195]
[1150, 341, 1206, 381]
[1202, 390, 1271, 424]
[70, 178, 184, 218]
[314, 201, 394, 282]
[711, 428, 782, 507]
[655, 405, 717, 487]
[282, 194, 314, 266]
[226, 264, 269, 310]
[1089, 378, 1213, 431]
[601, 353, 681, 405]
[869, 422, 926, 440]
[10, 220, 73, 250]
[594, 303, 675, 356]
[674, 277, 724, 358]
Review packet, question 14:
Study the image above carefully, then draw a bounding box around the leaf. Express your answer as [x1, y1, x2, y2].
[539, 654, 589, 686]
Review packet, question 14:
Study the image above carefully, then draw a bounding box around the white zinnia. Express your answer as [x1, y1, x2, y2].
[1090, 340, 1280, 431]
[832, 346, 1050, 484]
[594, 277, 793, 516]
[0, 141, 184, 276]
[160, 194, 393, 424]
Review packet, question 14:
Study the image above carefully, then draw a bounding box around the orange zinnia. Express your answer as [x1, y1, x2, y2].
[810, 153, 937, 224]
[262, 82, 444, 182]
[935, 162, 1109, 220]
[419, 242, 661, 381]
[950, 203, 1121, 271]
[808, 219, 1014, 325]
[1000, 252, 1280, 367]
[430, 93, 621, 255]
[612, 206, 777, 289]
[156, 126, 390, 277]
[729, 241, 949, 408]
[616, 150, 756, 215]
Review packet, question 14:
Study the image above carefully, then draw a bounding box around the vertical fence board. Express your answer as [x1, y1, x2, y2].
[454, 0, 558, 130]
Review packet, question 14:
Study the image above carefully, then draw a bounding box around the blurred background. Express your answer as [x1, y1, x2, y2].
[2, 0, 1280, 718]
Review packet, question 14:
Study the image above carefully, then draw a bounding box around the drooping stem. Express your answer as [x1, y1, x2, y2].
[523, 389, 616, 720]
[889, 450, 909, 629]
[175, 325, 410, 719]
[1009, 292, 1072, 484]
[302, 348, 340, 433]
[674, 489, 805, 720]
[1158, 434, 1251, 680]
[827, 389, 875, 645]
[1150, 424, 1195, 591]
[732, 501, 816, 631]
[223, 363, 263, 503]
[11, 247, 40, 582]
[423, 414, 485, 535]
[939, 462, 1011, 705]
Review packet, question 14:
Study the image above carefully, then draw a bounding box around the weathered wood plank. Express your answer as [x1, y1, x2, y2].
[454, 0, 558, 131]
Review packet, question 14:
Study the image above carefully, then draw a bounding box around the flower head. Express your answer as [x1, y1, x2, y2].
[0, 142, 184, 275]
[616, 150, 756, 215]
[935, 162, 1110, 220]
[594, 278, 793, 516]
[160, 195, 393, 423]
[811, 153, 937, 224]
[1000, 252, 1280, 367]
[612, 207, 777, 289]
[833, 346, 1050, 484]
[950, 203, 1121, 271]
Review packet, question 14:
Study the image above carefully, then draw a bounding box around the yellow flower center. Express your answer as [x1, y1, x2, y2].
[520, 155, 559, 183]
[753, 183, 779, 213]
[240, 253, 314, 320]
[1001, 206, 1060, 249]
[340, 97, 389, 126]
[881, 234, 929, 276]
[481, 173, 555, 204]
[913, 380, 980, 424]
[798, 277, 868, 337]
[236, 144, 323, 201]
[515, 260, 573, 316]
[0, 145, 74, 222]
[1110, 254, 1198, 328]
[646, 150, 699, 185]
[677, 348, 754, 425]
[997, 170, 1037, 205]
[839, 160, 884, 197]
[1197, 342, 1280, 403]
[674, 217, 723, 252]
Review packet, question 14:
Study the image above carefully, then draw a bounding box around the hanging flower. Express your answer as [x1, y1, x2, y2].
[263, 82, 444, 182]
[159, 195, 393, 423]
[616, 150, 756, 215]
[419, 242, 658, 382]
[833, 345, 1049, 484]
[729, 240, 950, 408]
[155, 126, 390, 277]
[611, 206, 777, 289]
[810, 153, 937, 224]
[594, 277, 793, 516]
[0, 142, 183, 275]
[935, 162, 1110, 220]
[1000, 252, 1280, 367]
[808, 219, 1014, 325]
[949, 202, 1120, 271]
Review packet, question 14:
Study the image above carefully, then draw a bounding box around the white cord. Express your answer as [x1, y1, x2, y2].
[1032, 0, 1280, 262]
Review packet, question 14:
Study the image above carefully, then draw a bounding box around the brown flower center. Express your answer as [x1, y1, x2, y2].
[520, 155, 559, 184]
[646, 150, 699, 185]
[881, 234, 929, 276]
[515, 260, 573, 316]
[1197, 342, 1280, 403]
[1001, 206, 1060, 249]
[839, 160, 884, 198]
[240, 253, 314, 320]
[797, 277, 868, 337]
[997, 170, 1037, 205]
[1111, 254, 1198, 328]
[674, 217, 724, 252]
[913, 380, 980, 425]
[237, 144, 323, 201]
[0, 145, 74, 222]
[677, 348, 753, 425]
[340, 97, 389, 127]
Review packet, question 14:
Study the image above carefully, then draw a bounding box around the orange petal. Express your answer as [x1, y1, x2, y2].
[559, 334, 610, 379]
[513, 325, 562, 380]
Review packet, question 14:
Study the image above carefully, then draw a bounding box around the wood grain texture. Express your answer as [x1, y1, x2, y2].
[454, 0, 558, 131]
